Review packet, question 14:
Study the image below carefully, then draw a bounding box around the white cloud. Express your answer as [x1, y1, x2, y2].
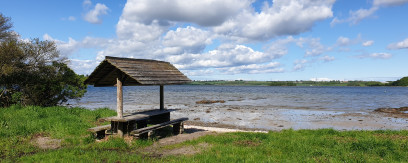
[331, 7, 378, 26]
[310, 78, 332, 81]
[369, 53, 392, 59]
[220, 62, 284, 74]
[169, 44, 272, 70]
[331, 0, 408, 26]
[84, 3, 109, 24]
[357, 52, 392, 59]
[320, 55, 335, 62]
[121, 0, 250, 26]
[387, 38, 408, 49]
[163, 26, 212, 54]
[215, 0, 335, 41]
[264, 36, 327, 57]
[293, 59, 309, 71]
[362, 40, 374, 46]
[336, 36, 351, 46]
[183, 69, 215, 76]
[68, 59, 99, 75]
[58, 0, 337, 76]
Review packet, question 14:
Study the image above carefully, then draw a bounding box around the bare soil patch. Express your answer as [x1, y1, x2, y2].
[143, 130, 215, 157]
[31, 134, 61, 149]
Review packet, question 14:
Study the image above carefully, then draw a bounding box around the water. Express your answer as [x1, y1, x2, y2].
[69, 85, 408, 112]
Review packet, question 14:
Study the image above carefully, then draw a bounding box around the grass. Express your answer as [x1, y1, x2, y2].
[1, 105, 408, 162]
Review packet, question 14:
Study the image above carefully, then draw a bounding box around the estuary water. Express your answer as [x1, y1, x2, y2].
[70, 85, 408, 112]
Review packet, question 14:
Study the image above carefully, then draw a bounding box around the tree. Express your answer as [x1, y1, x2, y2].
[0, 14, 87, 107]
[391, 77, 408, 86]
[0, 13, 15, 41]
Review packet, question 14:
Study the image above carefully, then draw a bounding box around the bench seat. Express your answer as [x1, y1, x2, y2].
[130, 117, 188, 139]
[88, 124, 111, 139]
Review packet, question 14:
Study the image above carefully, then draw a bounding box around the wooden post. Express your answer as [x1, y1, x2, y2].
[117, 77, 123, 118]
[117, 77, 124, 137]
[160, 85, 164, 110]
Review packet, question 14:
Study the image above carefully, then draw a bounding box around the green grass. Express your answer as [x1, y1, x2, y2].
[1, 105, 408, 162]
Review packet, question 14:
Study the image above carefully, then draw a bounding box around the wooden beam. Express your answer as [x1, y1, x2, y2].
[160, 85, 164, 110]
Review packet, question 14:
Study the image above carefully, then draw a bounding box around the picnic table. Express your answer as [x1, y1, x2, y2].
[88, 109, 188, 139]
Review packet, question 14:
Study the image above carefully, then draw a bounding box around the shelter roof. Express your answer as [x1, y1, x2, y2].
[84, 56, 191, 87]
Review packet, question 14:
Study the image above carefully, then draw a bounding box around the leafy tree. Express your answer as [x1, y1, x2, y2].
[391, 77, 408, 86]
[0, 14, 87, 107]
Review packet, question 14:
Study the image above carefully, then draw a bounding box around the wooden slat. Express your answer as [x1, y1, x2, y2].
[130, 118, 188, 135]
[87, 124, 111, 132]
[102, 109, 174, 122]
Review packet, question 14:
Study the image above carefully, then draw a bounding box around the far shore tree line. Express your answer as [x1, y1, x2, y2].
[0, 13, 87, 107]
[188, 78, 408, 87]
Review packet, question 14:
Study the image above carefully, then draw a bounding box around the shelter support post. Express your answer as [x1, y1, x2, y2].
[117, 77, 123, 118]
[117, 77, 124, 137]
[160, 85, 164, 110]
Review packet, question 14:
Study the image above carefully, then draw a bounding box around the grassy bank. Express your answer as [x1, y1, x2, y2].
[1, 106, 408, 162]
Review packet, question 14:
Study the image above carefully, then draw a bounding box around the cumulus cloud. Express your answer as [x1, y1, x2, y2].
[163, 26, 212, 53]
[362, 40, 374, 46]
[331, 0, 408, 26]
[120, 0, 250, 27]
[58, 0, 338, 76]
[214, 0, 335, 41]
[169, 44, 272, 70]
[84, 3, 109, 24]
[68, 59, 99, 75]
[387, 38, 408, 49]
[43, 34, 109, 58]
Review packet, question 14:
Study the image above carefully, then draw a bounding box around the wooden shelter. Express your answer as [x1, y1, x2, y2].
[84, 56, 191, 118]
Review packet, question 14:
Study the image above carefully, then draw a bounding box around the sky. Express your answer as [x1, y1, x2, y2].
[1, 0, 408, 81]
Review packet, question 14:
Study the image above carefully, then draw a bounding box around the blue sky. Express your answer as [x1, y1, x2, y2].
[1, 0, 407, 81]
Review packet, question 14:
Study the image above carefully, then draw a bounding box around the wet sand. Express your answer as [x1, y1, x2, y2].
[163, 104, 408, 131]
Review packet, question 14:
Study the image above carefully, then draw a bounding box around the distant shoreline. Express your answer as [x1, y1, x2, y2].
[185, 80, 398, 87]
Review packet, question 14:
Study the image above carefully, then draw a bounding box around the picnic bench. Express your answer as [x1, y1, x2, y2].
[88, 109, 188, 139]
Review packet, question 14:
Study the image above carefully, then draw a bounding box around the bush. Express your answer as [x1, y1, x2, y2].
[0, 14, 87, 107]
[391, 77, 408, 86]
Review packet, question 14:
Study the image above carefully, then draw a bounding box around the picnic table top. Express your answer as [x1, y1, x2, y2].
[102, 109, 175, 122]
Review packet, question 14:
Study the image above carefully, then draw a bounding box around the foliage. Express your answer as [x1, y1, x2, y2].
[0, 14, 87, 107]
[268, 81, 296, 86]
[0, 13, 15, 41]
[1, 106, 408, 162]
[390, 77, 408, 86]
